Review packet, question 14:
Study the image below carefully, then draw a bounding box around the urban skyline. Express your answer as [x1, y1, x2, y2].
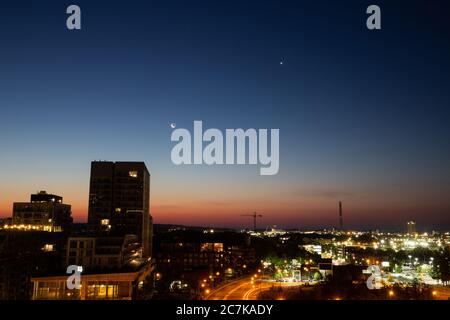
[0, 160, 447, 233]
[2, 168, 449, 301]
[2, 0, 450, 308]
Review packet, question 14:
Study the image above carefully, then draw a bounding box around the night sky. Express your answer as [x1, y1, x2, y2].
[1, 0, 449, 230]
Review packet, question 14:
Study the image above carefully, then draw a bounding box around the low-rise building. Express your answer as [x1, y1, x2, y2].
[31, 262, 154, 300]
[12, 191, 72, 232]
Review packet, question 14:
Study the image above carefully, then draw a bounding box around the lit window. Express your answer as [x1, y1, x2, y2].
[101, 219, 110, 226]
[115, 208, 121, 213]
[43, 244, 55, 252]
[129, 171, 138, 178]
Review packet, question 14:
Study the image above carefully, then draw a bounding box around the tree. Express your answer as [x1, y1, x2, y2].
[313, 271, 323, 281]
[393, 264, 402, 273]
[432, 247, 450, 285]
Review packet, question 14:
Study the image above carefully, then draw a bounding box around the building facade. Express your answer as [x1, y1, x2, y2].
[88, 161, 152, 258]
[66, 235, 142, 271]
[12, 191, 72, 232]
[31, 262, 154, 300]
[407, 221, 417, 235]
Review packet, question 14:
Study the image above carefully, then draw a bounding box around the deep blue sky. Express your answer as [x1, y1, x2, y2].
[1, 1, 449, 230]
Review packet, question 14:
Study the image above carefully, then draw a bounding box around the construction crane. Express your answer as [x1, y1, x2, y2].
[241, 212, 263, 231]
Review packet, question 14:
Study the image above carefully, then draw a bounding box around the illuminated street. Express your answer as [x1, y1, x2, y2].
[205, 276, 302, 300]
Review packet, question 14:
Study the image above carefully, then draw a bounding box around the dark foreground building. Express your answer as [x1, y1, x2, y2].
[88, 161, 152, 258]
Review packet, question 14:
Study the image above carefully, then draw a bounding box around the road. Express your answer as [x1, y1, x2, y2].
[205, 276, 302, 300]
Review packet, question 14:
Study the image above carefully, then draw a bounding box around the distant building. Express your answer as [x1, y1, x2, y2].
[12, 191, 72, 232]
[88, 161, 152, 258]
[303, 244, 322, 255]
[263, 226, 286, 237]
[154, 232, 256, 274]
[407, 221, 417, 235]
